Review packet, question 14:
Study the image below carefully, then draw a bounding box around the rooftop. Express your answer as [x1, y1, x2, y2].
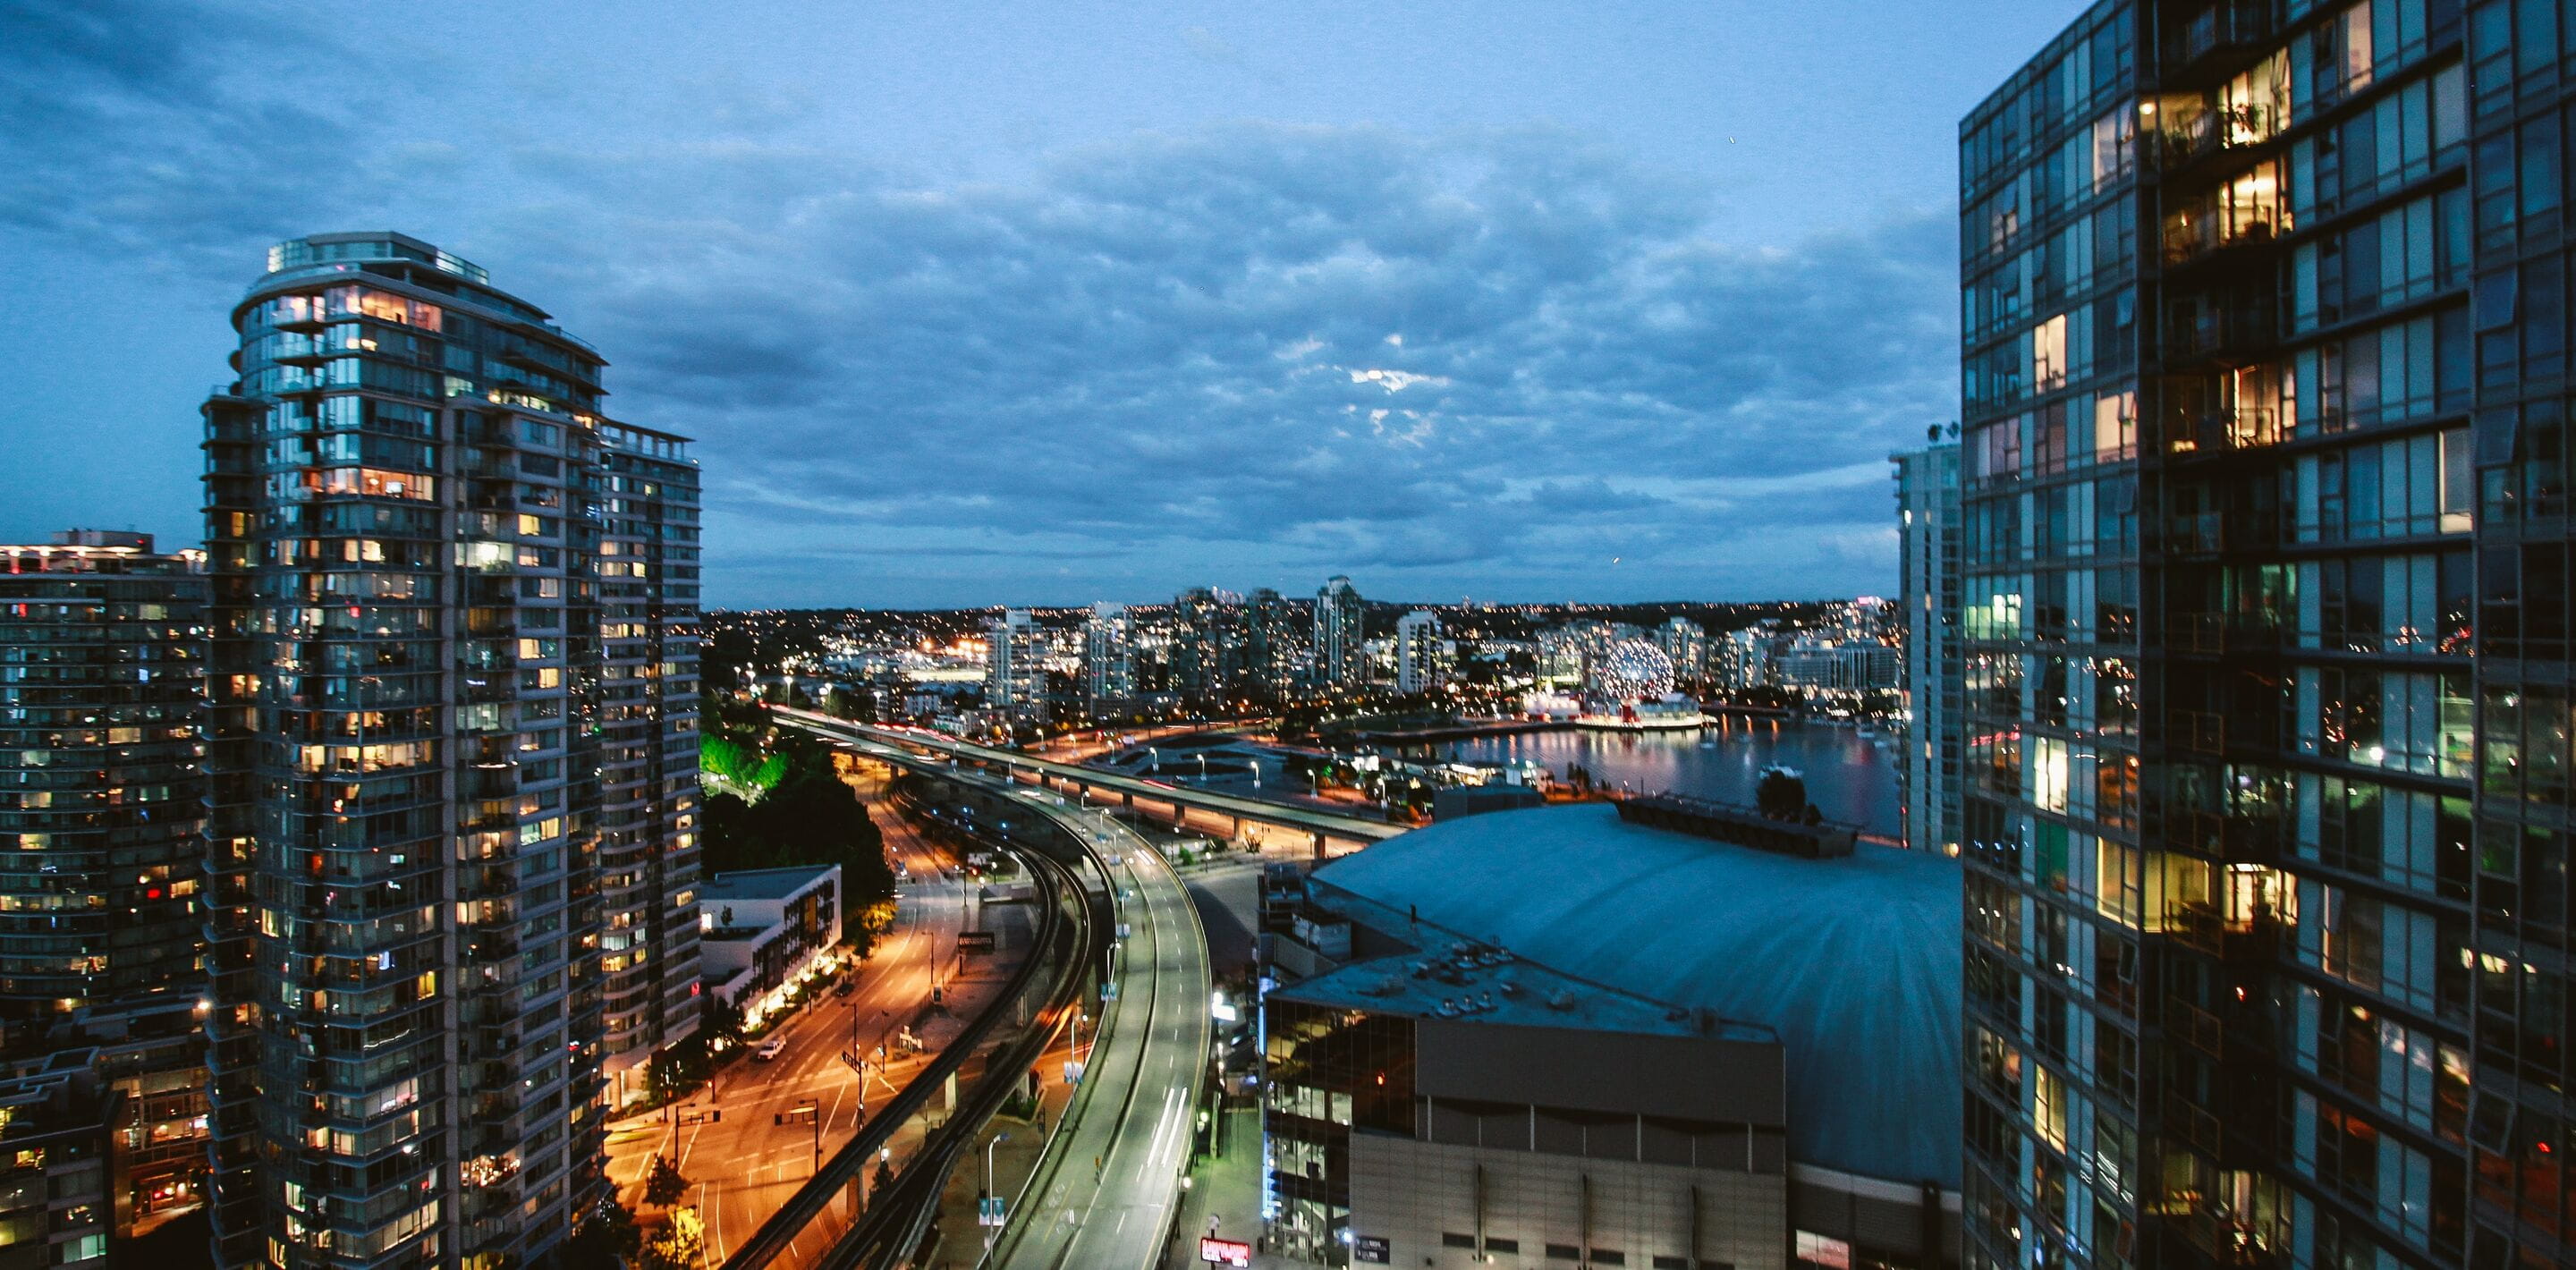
[701, 863, 839, 902]
[1310, 801, 1962, 1188]
[1275, 920, 1775, 1044]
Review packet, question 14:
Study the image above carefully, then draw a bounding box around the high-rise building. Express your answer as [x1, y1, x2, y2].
[1245, 587, 1312, 699]
[1394, 610, 1445, 695]
[1712, 624, 1782, 693]
[1171, 587, 1247, 704]
[200, 232, 704, 1268]
[986, 608, 1039, 721]
[1313, 576, 1365, 691]
[0, 530, 214, 1232]
[1957, 8, 2566, 1267]
[1657, 615, 1708, 687]
[1081, 602, 1133, 707]
[1894, 441, 1965, 856]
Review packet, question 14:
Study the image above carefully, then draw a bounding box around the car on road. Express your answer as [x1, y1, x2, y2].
[834, 979, 855, 998]
[753, 1036, 787, 1062]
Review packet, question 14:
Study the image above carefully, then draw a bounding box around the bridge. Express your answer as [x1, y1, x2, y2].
[774, 708, 1406, 857]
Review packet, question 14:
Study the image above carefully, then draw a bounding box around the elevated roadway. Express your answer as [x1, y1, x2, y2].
[780, 714, 1216, 1270]
[775, 707, 1403, 856]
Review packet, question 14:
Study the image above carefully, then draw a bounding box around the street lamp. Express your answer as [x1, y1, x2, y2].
[981, 1131, 1013, 1246]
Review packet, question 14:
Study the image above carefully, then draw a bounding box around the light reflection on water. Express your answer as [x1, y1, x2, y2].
[1439, 719, 1903, 837]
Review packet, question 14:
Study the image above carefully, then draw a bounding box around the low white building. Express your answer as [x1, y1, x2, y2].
[699, 864, 843, 1029]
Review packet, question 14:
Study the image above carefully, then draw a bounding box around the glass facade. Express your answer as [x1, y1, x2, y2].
[1962, 3, 2576, 1266]
[0, 532, 213, 1230]
[200, 233, 701, 1269]
[1264, 998, 1418, 1266]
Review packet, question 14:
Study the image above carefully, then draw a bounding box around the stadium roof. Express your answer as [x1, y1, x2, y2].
[1310, 801, 1961, 1188]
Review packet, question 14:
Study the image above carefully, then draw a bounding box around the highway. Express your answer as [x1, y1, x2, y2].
[774, 715, 1217, 1270]
[973, 785, 1212, 1270]
[774, 707, 1404, 853]
[606, 766, 974, 1264]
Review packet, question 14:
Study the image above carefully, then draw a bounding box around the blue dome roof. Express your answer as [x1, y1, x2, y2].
[1313, 802, 1961, 1187]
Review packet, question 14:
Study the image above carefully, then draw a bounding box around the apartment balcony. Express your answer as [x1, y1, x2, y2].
[2163, 296, 2277, 366]
[2158, 2, 2278, 89]
[2165, 708, 2226, 754]
[2160, 405, 2287, 457]
[2157, 508, 2284, 555]
[2161, 210, 2283, 272]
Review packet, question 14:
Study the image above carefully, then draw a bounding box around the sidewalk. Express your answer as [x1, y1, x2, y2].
[1162, 1105, 1278, 1267]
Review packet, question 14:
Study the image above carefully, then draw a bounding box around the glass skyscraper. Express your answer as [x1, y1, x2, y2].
[1961, 3, 2576, 1266]
[0, 529, 213, 1231]
[199, 233, 703, 1268]
[1895, 440, 1966, 857]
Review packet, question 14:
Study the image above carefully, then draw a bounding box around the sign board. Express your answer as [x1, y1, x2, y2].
[958, 931, 997, 954]
[978, 1196, 1006, 1227]
[1353, 1235, 1391, 1263]
[1062, 1059, 1085, 1086]
[1199, 1238, 1252, 1266]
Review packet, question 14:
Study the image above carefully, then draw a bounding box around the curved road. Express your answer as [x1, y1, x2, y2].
[773, 715, 1216, 1270]
[990, 789, 1211, 1270]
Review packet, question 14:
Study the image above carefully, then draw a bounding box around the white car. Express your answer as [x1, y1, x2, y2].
[753, 1036, 787, 1062]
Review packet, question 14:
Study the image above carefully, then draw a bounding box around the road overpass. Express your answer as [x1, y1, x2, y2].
[775, 708, 1405, 857]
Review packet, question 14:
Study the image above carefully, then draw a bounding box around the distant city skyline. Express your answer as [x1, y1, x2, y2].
[0, 0, 2093, 608]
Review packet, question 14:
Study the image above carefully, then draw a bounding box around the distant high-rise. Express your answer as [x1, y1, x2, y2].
[1312, 576, 1365, 690]
[1394, 610, 1445, 696]
[1656, 615, 1708, 688]
[1893, 440, 1962, 855]
[1081, 603, 1133, 706]
[1245, 587, 1311, 699]
[1960, 6, 2548, 1267]
[0, 530, 213, 1232]
[986, 608, 1039, 720]
[200, 232, 704, 1267]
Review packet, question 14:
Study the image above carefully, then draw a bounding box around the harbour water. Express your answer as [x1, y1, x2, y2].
[1440, 718, 1903, 838]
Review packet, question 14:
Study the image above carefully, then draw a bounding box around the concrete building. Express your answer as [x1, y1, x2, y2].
[1267, 934, 1790, 1270]
[1080, 602, 1133, 708]
[1267, 804, 1962, 1269]
[985, 608, 1040, 722]
[0, 530, 211, 1234]
[1657, 615, 1709, 688]
[1714, 624, 1783, 693]
[699, 865, 843, 1031]
[1394, 610, 1446, 696]
[1960, 5, 2551, 1266]
[1246, 587, 1312, 700]
[1172, 587, 1247, 704]
[1892, 442, 1964, 855]
[1774, 638, 1901, 698]
[199, 232, 704, 1267]
[1313, 576, 1366, 692]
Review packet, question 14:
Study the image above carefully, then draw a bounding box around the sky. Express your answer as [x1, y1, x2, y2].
[0, 0, 2086, 609]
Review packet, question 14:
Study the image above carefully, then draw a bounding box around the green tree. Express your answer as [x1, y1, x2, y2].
[645, 1155, 691, 1209]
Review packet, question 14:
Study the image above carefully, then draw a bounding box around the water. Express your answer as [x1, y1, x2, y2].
[1440, 720, 1902, 838]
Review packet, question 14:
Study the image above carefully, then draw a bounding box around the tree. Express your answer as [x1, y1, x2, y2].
[1755, 766, 1807, 820]
[564, 1200, 643, 1270]
[871, 1158, 896, 1201]
[645, 1154, 691, 1209]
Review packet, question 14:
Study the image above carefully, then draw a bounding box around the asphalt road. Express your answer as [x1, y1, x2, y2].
[606, 772, 979, 1264]
[990, 791, 1213, 1270]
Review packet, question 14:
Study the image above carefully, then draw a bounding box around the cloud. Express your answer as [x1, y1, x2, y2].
[0, 3, 1957, 607]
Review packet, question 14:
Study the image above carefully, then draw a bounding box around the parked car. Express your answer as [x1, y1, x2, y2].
[754, 1036, 787, 1062]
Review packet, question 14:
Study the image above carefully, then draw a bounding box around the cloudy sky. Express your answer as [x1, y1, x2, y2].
[0, 0, 2080, 608]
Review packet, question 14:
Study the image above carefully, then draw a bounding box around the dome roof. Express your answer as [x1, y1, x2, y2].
[1312, 802, 1960, 1188]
